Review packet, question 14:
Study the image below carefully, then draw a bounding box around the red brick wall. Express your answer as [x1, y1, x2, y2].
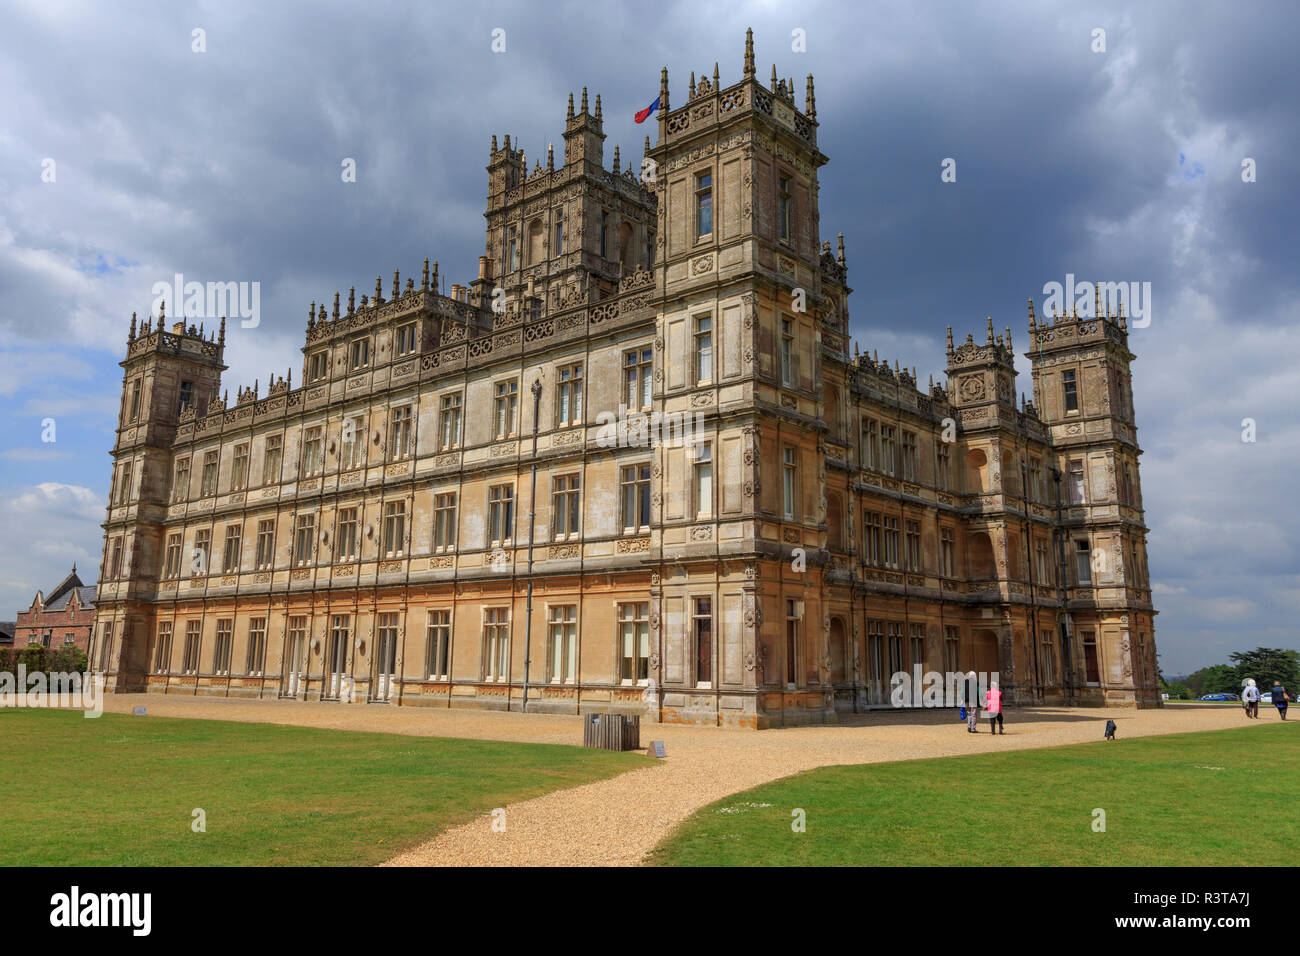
[13, 606, 94, 654]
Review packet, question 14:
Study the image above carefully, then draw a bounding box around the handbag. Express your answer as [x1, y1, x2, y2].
[959, 706, 967, 721]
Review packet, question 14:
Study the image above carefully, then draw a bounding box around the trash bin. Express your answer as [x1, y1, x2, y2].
[583, 712, 640, 751]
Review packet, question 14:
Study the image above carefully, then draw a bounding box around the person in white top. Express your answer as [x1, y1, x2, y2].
[1242, 679, 1260, 719]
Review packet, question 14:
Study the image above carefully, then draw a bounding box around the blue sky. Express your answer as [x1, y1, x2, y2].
[0, 0, 1296, 671]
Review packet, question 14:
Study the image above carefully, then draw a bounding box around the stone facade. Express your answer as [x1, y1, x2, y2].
[91, 31, 1158, 727]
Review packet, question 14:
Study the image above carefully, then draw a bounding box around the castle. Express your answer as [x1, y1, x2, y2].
[90, 31, 1158, 727]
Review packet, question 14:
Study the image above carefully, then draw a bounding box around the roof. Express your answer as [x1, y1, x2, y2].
[0, 621, 14, 645]
[42, 568, 84, 609]
[44, 586, 96, 612]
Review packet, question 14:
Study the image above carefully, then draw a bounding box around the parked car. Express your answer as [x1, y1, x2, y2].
[1200, 693, 1239, 701]
[1260, 692, 1273, 704]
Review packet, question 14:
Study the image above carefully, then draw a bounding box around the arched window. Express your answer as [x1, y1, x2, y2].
[964, 448, 988, 493]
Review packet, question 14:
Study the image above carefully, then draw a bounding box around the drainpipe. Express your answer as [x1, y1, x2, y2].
[520, 377, 542, 712]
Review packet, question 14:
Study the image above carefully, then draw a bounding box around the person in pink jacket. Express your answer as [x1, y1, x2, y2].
[984, 682, 1004, 735]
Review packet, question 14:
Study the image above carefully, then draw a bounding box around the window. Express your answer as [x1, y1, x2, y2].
[1082, 630, 1100, 683]
[781, 318, 795, 387]
[862, 419, 877, 470]
[624, 348, 653, 410]
[173, 458, 190, 502]
[1041, 637, 1056, 686]
[341, 416, 365, 469]
[887, 622, 904, 678]
[232, 443, 249, 491]
[294, 513, 316, 565]
[255, 519, 275, 570]
[1027, 457, 1042, 503]
[936, 441, 951, 491]
[116, 461, 133, 505]
[488, 485, 515, 545]
[507, 225, 519, 271]
[164, 533, 182, 579]
[246, 618, 266, 676]
[200, 451, 218, 496]
[883, 516, 900, 569]
[192, 529, 211, 577]
[109, 537, 124, 578]
[389, 406, 413, 459]
[694, 316, 713, 382]
[426, 610, 450, 679]
[182, 621, 201, 675]
[483, 608, 509, 681]
[599, 211, 608, 258]
[383, 500, 406, 556]
[337, 507, 359, 560]
[547, 605, 577, 683]
[785, 600, 801, 687]
[1068, 460, 1086, 504]
[308, 351, 329, 382]
[905, 519, 922, 572]
[864, 511, 882, 566]
[693, 442, 713, 518]
[695, 171, 712, 237]
[619, 602, 649, 683]
[178, 381, 194, 415]
[222, 524, 242, 574]
[98, 622, 114, 669]
[621, 464, 651, 531]
[557, 364, 584, 426]
[439, 394, 462, 449]
[552, 474, 580, 539]
[553, 208, 564, 255]
[349, 338, 370, 371]
[693, 597, 713, 686]
[902, 431, 918, 482]
[213, 620, 232, 676]
[944, 625, 960, 674]
[128, 379, 142, 422]
[263, 435, 282, 485]
[782, 446, 798, 519]
[154, 621, 173, 674]
[433, 493, 457, 551]
[493, 381, 519, 439]
[1035, 537, 1050, 584]
[909, 623, 925, 671]
[778, 175, 791, 241]
[1062, 369, 1079, 412]
[303, 426, 324, 476]
[940, 527, 956, 577]
[395, 322, 417, 356]
[880, 426, 897, 476]
[1075, 539, 1092, 585]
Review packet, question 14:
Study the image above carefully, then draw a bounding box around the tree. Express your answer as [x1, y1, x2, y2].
[1229, 647, 1300, 694]
[1186, 664, 1240, 697]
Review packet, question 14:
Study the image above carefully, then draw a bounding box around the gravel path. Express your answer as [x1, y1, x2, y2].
[96, 695, 1274, 866]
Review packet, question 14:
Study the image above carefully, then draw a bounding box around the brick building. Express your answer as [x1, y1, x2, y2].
[14, 567, 97, 652]
[90, 31, 1158, 726]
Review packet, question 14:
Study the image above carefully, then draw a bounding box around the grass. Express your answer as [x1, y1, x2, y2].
[649, 724, 1300, 866]
[0, 708, 645, 866]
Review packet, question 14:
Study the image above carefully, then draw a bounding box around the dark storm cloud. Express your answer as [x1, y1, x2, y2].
[0, 0, 1295, 670]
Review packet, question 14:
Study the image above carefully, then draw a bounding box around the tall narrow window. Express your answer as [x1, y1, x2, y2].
[246, 618, 267, 676]
[1068, 459, 1086, 504]
[383, 500, 406, 556]
[200, 451, 218, 496]
[909, 623, 926, 672]
[182, 621, 201, 675]
[621, 464, 651, 531]
[172, 458, 190, 502]
[862, 419, 878, 470]
[1076, 539, 1093, 585]
[782, 446, 798, 519]
[342, 416, 365, 469]
[864, 511, 882, 566]
[231, 443, 249, 491]
[693, 597, 713, 686]
[694, 316, 713, 383]
[619, 602, 650, 683]
[426, 610, 450, 679]
[905, 519, 922, 572]
[507, 225, 519, 271]
[693, 442, 713, 518]
[483, 608, 509, 681]
[192, 529, 211, 577]
[433, 493, 457, 552]
[263, 435, 283, 485]
[778, 175, 791, 241]
[164, 533, 182, 579]
[552, 474, 581, 539]
[781, 318, 795, 387]
[213, 619, 233, 676]
[1062, 369, 1079, 412]
[255, 519, 275, 570]
[936, 441, 952, 491]
[439, 393, 462, 449]
[389, 406, 413, 459]
[494, 380, 519, 439]
[109, 537, 124, 578]
[395, 322, 417, 356]
[944, 625, 960, 674]
[337, 507, 359, 560]
[294, 514, 316, 566]
[902, 431, 918, 482]
[785, 600, 801, 687]
[303, 426, 323, 476]
[128, 379, 142, 422]
[349, 338, 370, 371]
[599, 210, 608, 258]
[178, 381, 194, 415]
[695, 172, 712, 237]
[154, 621, 173, 674]
[880, 426, 897, 476]
[1035, 537, 1051, 584]
[940, 527, 955, 577]
[488, 485, 515, 545]
[624, 348, 653, 410]
[557, 364, 584, 426]
[553, 208, 564, 255]
[883, 516, 900, 569]
[547, 605, 577, 683]
[308, 351, 329, 382]
[222, 524, 242, 573]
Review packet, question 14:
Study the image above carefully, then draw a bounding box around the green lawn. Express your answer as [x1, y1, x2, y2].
[650, 724, 1300, 866]
[0, 708, 644, 866]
